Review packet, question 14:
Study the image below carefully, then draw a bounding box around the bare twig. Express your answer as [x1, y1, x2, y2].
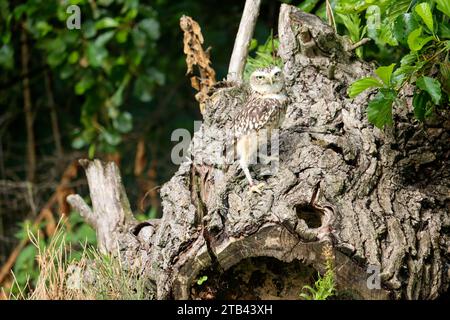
[347, 38, 371, 51]
[227, 0, 261, 82]
[66, 194, 95, 227]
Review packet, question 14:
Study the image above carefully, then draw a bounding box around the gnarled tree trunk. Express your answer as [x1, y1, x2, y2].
[67, 4, 450, 300]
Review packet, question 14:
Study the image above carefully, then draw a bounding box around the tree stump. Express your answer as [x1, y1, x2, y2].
[67, 4, 450, 300]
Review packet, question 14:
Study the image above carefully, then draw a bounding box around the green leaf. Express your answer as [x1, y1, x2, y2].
[337, 13, 361, 41]
[72, 136, 87, 149]
[366, 5, 381, 40]
[14, 245, 36, 271]
[414, 2, 434, 32]
[36, 21, 52, 37]
[0, 44, 14, 69]
[95, 17, 119, 30]
[75, 74, 95, 95]
[413, 91, 431, 121]
[131, 28, 146, 49]
[68, 51, 79, 64]
[391, 65, 416, 86]
[436, 0, 450, 17]
[113, 112, 133, 133]
[47, 51, 67, 68]
[82, 20, 97, 38]
[438, 22, 450, 39]
[72, 223, 96, 244]
[393, 13, 419, 45]
[60, 64, 74, 80]
[115, 29, 129, 43]
[416, 76, 442, 104]
[375, 64, 396, 86]
[365, 5, 399, 46]
[407, 27, 434, 51]
[95, 30, 115, 47]
[367, 90, 395, 129]
[400, 53, 416, 66]
[133, 76, 154, 102]
[348, 77, 383, 98]
[88, 143, 96, 159]
[138, 18, 160, 40]
[87, 43, 108, 67]
[298, 0, 320, 13]
[101, 129, 121, 146]
[197, 275, 208, 285]
[98, 0, 114, 6]
[249, 38, 258, 52]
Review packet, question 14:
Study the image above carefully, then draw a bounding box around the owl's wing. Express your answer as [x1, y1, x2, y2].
[234, 97, 283, 137]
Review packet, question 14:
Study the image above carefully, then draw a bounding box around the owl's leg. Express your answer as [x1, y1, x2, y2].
[237, 134, 265, 194]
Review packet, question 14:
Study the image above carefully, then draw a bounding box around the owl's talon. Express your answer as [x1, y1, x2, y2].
[249, 182, 265, 195]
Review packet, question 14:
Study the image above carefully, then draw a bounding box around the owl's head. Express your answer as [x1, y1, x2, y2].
[249, 66, 284, 95]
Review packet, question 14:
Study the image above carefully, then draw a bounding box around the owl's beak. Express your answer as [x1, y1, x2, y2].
[269, 77, 273, 85]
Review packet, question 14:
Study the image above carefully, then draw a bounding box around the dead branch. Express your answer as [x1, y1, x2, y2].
[227, 0, 261, 82]
[66, 160, 135, 253]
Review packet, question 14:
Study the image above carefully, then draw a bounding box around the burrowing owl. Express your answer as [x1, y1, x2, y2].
[234, 66, 287, 194]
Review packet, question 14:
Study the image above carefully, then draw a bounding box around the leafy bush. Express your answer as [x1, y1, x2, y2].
[0, 0, 164, 157]
[258, 1, 449, 128]
[343, 0, 449, 128]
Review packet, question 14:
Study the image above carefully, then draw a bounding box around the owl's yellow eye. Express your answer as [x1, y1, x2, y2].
[256, 76, 264, 80]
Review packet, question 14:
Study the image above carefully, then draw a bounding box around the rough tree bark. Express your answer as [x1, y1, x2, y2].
[67, 5, 450, 300]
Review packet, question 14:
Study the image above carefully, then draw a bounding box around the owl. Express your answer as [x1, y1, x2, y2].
[234, 66, 287, 194]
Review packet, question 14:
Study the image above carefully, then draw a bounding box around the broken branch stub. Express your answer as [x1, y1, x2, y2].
[67, 159, 135, 253]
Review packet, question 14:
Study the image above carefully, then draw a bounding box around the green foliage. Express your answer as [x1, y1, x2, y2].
[367, 89, 396, 128]
[250, 1, 448, 128]
[244, 33, 283, 80]
[196, 275, 208, 286]
[340, 0, 450, 128]
[416, 75, 442, 104]
[299, 271, 335, 300]
[0, 0, 164, 156]
[336, 12, 367, 57]
[300, 245, 336, 300]
[348, 76, 383, 97]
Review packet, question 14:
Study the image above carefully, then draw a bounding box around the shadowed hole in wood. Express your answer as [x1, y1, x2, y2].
[295, 203, 323, 228]
[190, 257, 317, 300]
